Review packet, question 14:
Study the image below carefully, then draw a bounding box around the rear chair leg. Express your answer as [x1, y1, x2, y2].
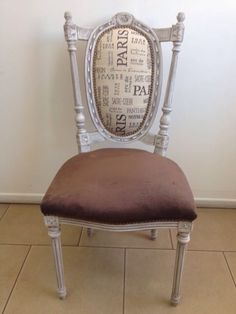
[87, 228, 94, 237]
[44, 216, 67, 299]
[171, 221, 192, 305]
[150, 229, 158, 240]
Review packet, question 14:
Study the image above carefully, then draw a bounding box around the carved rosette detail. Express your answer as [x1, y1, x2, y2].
[178, 221, 192, 233]
[113, 12, 134, 25]
[155, 135, 169, 149]
[44, 216, 61, 238]
[64, 24, 78, 41]
[78, 133, 90, 146]
[44, 216, 59, 227]
[171, 25, 184, 42]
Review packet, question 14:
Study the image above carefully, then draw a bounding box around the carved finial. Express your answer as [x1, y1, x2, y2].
[170, 12, 185, 43]
[177, 12, 185, 23]
[64, 11, 77, 41]
[64, 11, 72, 22]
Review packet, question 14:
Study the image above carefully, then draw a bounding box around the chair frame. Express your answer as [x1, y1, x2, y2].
[44, 11, 193, 306]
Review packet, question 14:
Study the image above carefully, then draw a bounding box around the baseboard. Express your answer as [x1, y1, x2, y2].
[0, 193, 236, 208]
[0, 193, 43, 204]
[195, 197, 236, 208]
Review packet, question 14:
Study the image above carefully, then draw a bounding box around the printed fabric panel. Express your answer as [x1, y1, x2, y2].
[93, 27, 154, 136]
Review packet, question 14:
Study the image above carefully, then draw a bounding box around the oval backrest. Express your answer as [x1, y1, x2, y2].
[86, 13, 162, 142]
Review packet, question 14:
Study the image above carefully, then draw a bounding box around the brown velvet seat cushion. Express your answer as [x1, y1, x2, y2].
[41, 148, 197, 224]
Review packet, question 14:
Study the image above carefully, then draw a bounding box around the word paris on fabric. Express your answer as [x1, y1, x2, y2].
[93, 27, 154, 136]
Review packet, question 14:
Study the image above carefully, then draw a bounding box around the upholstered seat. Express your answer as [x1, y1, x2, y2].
[41, 148, 196, 224]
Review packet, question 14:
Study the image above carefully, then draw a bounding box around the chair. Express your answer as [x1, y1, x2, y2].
[40, 11, 197, 305]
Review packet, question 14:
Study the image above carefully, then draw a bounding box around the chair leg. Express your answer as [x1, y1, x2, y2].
[170, 222, 191, 306]
[150, 229, 157, 240]
[87, 228, 94, 237]
[44, 216, 67, 299]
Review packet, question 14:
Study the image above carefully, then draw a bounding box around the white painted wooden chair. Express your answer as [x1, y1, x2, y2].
[41, 12, 197, 305]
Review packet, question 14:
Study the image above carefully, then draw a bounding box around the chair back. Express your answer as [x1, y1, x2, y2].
[64, 12, 185, 156]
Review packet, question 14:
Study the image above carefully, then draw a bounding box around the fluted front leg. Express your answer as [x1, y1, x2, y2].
[44, 216, 67, 299]
[171, 221, 192, 305]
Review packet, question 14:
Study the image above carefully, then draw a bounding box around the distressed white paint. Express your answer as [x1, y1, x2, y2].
[42, 12, 193, 302]
[44, 216, 66, 299]
[0, 0, 236, 202]
[45, 215, 192, 302]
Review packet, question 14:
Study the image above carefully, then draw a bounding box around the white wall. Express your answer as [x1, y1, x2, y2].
[0, 0, 236, 206]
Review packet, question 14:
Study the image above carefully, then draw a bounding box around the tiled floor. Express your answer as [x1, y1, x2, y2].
[0, 204, 236, 314]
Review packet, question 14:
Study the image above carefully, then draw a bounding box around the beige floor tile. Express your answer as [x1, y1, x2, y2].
[0, 245, 29, 313]
[225, 252, 236, 285]
[125, 249, 236, 314]
[0, 203, 9, 219]
[0, 204, 81, 245]
[171, 208, 236, 251]
[80, 228, 172, 249]
[4, 246, 124, 314]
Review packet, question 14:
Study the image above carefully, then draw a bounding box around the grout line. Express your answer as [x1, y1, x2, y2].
[169, 229, 174, 249]
[0, 204, 11, 222]
[2, 245, 32, 313]
[221, 250, 236, 253]
[188, 248, 236, 253]
[79, 245, 173, 250]
[0, 243, 80, 247]
[0, 242, 236, 253]
[223, 252, 236, 288]
[72, 245, 236, 254]
[77, 227, 83, 246]
[123, 248, 126, 314]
